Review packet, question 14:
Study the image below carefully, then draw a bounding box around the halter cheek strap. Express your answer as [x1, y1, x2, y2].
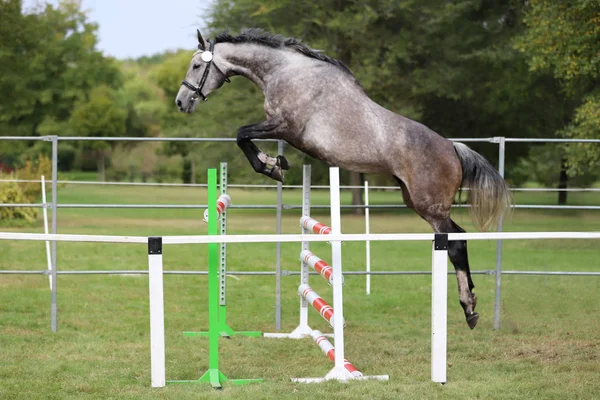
[180, 40, 230, 102]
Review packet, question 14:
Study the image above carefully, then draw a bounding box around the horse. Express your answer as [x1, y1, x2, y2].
[175, 29, 511, 329]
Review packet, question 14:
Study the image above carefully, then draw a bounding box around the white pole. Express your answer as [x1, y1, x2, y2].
[329, 167, 346, 374]
[365, 181, 371, 295]
[280, 165, 314, 339]
[431, 234, 448, 384]
[148, 237, 165, 388]
[299, 165, 311, 331]
[41, 176, 52, 290]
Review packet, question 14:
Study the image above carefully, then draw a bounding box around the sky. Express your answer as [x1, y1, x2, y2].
[23, 0, 213, 59]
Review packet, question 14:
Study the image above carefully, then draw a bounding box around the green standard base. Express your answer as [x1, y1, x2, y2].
[183, 321, 262, 338]
[168, 369, 263, 389]
[182, 330, 263, 338]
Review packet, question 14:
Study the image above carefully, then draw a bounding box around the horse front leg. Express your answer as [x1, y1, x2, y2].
[236, 118, 290, 182]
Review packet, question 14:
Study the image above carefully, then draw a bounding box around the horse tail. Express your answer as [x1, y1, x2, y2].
[453, 142, 512, 231]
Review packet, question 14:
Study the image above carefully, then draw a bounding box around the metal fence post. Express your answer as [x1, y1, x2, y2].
[275, 140, 284, 331]
[51, 136, 58, 332]
[494, 137, 506, 330]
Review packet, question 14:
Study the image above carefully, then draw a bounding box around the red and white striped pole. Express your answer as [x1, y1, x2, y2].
[301, 250, 344, 285]
[300, 216, 332, 235]
[311, 330, 363, 377]
[298, 284, 344, 328]
[203, 194, 231, 223]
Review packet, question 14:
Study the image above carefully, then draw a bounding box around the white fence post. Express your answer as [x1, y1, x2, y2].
[148, 237, 166, 388]
[365, 181, 371, 295]
[41, 176, 52, 291]
[431, 233, 448, 384]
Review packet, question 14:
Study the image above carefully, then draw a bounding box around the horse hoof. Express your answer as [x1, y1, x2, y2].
[277, 155, 290, 170]
[466, 313, 479, 330]
[268, 167, 284, 183]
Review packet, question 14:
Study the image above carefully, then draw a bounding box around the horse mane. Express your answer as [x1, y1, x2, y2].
[214, 29, 356, 78]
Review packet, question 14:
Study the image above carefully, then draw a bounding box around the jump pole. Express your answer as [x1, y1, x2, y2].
[171, 168, 262, 388]
[184, 162, 262, 338]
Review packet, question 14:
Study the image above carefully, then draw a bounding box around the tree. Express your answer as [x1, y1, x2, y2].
[516, 0, 600, 176]
[69, 85, 127, 180]
[0, 0, 121, 164]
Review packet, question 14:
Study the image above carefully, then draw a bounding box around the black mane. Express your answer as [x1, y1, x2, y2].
[214, 29, 355, 77]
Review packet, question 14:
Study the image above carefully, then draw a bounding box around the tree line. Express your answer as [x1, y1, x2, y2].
[1, 0, 598, 204]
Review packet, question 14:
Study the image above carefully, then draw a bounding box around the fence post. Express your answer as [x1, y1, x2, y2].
[148, 237, 165, 388]
[41, 176, 52, 290]
[494, 137, 506, 330]
[431, 233, 448, 384]
[365, 181, 371, 295]
[50, 135, 58, 333]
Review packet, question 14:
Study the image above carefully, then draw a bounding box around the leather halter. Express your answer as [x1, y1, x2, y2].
[180, 40, 229, 102]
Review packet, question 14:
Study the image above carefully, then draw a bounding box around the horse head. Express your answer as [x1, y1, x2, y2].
[175, 30, 230, 113]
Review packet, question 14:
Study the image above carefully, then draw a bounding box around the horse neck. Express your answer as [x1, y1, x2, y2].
[217, 43, 290, 91]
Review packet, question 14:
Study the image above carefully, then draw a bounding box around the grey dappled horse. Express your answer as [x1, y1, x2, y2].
[175, 29, 511, 329]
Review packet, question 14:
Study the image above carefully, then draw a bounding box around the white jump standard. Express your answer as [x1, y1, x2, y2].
[264, 166, 389, 383]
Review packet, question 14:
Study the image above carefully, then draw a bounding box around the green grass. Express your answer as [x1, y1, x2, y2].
[1, 183, 599, 399]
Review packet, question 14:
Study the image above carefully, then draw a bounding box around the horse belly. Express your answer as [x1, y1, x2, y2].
[293, 126, 388, 174]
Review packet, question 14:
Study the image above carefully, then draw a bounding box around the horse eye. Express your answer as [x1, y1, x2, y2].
[192, 64, 201, 70]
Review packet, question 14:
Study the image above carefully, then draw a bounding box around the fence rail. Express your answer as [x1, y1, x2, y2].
[1, 231, 599, 244]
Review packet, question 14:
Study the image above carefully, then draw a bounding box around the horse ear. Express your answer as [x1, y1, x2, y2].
[197, 29, 207, 51]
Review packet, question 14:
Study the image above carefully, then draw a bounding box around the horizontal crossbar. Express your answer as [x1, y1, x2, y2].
[0, 231, 598, 244]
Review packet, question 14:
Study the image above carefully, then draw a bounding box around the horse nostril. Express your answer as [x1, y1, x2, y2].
[176, 99, 182, 107]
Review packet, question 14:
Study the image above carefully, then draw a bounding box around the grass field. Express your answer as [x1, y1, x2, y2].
[1, 181, 599, 399]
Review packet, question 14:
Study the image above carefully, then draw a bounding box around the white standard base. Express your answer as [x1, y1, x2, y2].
[292, 366, 389, 383]
[264, 326, 333, 339]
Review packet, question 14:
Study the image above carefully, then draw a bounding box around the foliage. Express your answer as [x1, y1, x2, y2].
[0, 154, 53, 224]
[15, 154, 54, 201]
[108, 142, 180, 182]
[516, 0, 600, 175]
[0, 176, 38, 224]
[0, 0, 121, 136]
[509, 144, 598, 187]
[69, 85, 127, 146]
[0, 0, 152, 179]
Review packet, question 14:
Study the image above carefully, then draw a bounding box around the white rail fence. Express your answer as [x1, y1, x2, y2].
[0, 229, 598, 386]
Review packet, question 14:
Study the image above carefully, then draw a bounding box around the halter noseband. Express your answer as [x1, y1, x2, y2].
[181, 40, 230, 102]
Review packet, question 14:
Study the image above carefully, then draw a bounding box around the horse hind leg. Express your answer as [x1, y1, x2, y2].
[396, 176, 478, 329]
[431, 217, 478, 329]
[443, 218, 478, 329]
